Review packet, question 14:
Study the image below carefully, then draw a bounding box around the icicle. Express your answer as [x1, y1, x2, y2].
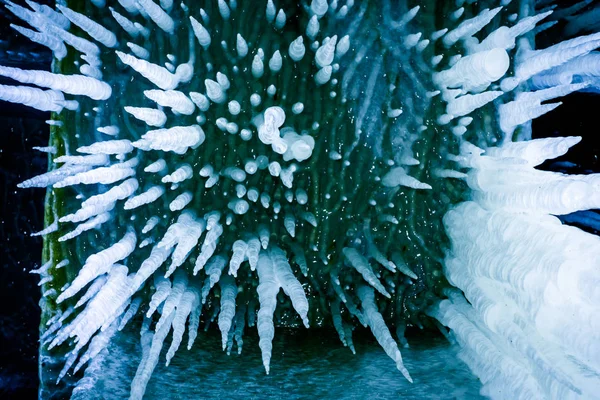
[315, 36, 337, 68]
[143, 90, 195, 115]
[498, 84, 587, 136]
[130, 310, 176, 400]
[275, 9, 286, 29]
[271, 247, 310, 327]
[194, 223, 223, 271]
[343, 248, 390, 298]
[266, 0, 276, 22]
[186, 292, 202, 350]
[0, 84, 65, 113]
[10, 24, 67, 60]
[331, 298, 347, 347]
[118, 297, 143, 330]
[137, 0, 175, 34]
[76, 140, 133, 155]
[31, 221, 58, 237]
[165, 287, 199, 365]
[229, 240, 248, 277]
[258, 225, 270, 249]
[57, 5, 117, 48]
[269, 51, 282, 72]
[123, 186, 165, 210]
[252, 53, 265, 79]
[190, 16, 211, 48]
[284, 214, 296, 237]
[110, 7, 139, 37]
[0, 66, 111, 101]
[445, 91, 503, 120]
[134, 125, 205, 154]
[381, 167, 432, 190]
[218, 275, 237, 350]
[289, 36, 306, 62]
[443, 7, 503, 47]
[200, 255, 226, 302]
[161, 164, 193, 184]
[74, 276, 107, 309]
[217, 0, 230, 19]
[124, 107, 167, 127]
[52, 164, 135, 188]
[204, 79, 226, 104]
[256, 251, 280, 374]
[169, 191, 193, 211]
[358, 285, 412, 382]
[433, 48, 509, 92]
[390, 252, 418, 280]
[116, 51, 179, 90]
[56, 229, 136, 303]
[58, 213, 110, 242]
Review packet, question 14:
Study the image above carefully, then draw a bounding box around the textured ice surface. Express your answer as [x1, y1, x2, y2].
[70, 328, 483, 400]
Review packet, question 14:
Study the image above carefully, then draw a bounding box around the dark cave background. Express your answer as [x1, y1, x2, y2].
[0, 1, 598, 399]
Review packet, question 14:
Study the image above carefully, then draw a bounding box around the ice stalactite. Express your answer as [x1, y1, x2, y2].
[3, 0, 599, 398]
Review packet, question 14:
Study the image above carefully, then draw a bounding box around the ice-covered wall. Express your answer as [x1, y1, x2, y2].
[1, 0, 599, 398]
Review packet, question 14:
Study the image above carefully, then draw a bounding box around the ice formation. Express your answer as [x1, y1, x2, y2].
[3, 0, 599, 399]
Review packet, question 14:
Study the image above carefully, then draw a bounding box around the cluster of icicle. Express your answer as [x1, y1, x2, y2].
[4, 0, 420, 398]
[425, 2, 600, 398]
[431, 136, 600, 399]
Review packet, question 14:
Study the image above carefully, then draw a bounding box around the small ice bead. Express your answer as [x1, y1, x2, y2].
[335, 35, 350, 58]
[260, 193, 271, 208]
[236, 34, 248, 57]
[190, 92, 210, 111]
[247, 188, 259, 202]
[388, 109, 402, 118]
[289, 36, 305, 62]
[292, 103, 304, 114]
[275, 9, 286, 29]
[266, 0, 276, 22]
[315, 66, 332, 85]
[190, 16, 211, 48]
[228, 100, 241, 115]
[205, 79, 226, 104]
[268, 161, 281, 177]
[216, 72, 230, 90]
[306, 15, 319, 40]
[216, 117, 229, 131]
[218, 0, 231, 20]
[256, 156, 269, 169]
[311, 0, 328, 18]
[295, 188, 308, 205]
[285, 190, 294, 202]
[226, 122, 239, 134]
[267, 85, 276, 97]
[252, 54, 264, 78]
[127, 42, 150, 60]
[268, 51, 282, 72]
[240, 129, 252, 141]
[228, 199, 249, 215]
[98, 126, 119, 136]
[250, 93, 261, 107]
[245, 160, 258, 174]
[235, 184, 247, 198]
